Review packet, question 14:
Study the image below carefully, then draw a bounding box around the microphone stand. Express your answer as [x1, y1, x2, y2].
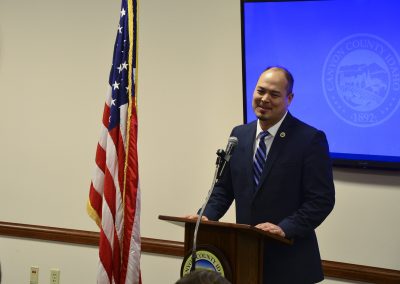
[190, 149, 227, 272]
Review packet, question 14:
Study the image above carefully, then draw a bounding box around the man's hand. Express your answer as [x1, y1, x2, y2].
[255, 222, 285, 237]
[184, 214, 209, 221]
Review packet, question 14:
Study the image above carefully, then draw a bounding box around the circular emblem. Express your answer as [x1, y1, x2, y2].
[322, 34, 400, 127]
[180, 246, 231, 280]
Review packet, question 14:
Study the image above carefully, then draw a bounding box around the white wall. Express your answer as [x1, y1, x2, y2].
[0, 0, 399, 283]
[319, 169, 400, 269]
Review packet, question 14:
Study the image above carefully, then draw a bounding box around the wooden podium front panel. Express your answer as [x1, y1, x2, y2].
[184, 223, 263, 284]
[236, 232, 264, 284]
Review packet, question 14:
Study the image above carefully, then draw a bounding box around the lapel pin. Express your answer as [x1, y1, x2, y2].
[280, 132, 286, 138]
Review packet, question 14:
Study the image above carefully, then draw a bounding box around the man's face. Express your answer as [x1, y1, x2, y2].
[252, 68, 293, 128]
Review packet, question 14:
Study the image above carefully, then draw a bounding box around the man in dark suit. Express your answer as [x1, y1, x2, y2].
[189, 66, 335, 283]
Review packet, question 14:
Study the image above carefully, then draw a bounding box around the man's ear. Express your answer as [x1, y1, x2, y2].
[287, 93, 294, 105]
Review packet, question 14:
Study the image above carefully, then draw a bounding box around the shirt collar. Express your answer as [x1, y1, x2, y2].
[256, 111, 288, 138]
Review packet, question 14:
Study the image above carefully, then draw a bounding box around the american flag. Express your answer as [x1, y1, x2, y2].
[87, 0, 141, 283]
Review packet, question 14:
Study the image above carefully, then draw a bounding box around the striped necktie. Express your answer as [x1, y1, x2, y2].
[253, 131, 269, 186]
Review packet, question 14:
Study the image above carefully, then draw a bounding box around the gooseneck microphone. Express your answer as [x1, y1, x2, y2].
[191, 136, 239, 272]
[217, 136, 239, 179]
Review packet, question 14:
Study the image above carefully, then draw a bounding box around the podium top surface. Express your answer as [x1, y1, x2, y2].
[159, 215, 292, 245]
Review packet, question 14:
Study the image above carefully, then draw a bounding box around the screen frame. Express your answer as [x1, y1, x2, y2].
[240, 0, 400, 171]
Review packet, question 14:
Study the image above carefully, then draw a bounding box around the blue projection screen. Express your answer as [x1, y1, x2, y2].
[242, 0, 400, 170]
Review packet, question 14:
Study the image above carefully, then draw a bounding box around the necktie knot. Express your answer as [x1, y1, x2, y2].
[259, 131, 269, 140]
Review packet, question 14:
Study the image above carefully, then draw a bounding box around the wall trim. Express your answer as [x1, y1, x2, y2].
[1, 221, 399, 283]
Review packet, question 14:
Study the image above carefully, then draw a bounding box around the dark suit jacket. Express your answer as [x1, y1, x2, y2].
[203, 112, 335, 284]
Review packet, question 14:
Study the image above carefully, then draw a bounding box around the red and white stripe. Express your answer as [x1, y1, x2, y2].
[88, 85, 141, 284]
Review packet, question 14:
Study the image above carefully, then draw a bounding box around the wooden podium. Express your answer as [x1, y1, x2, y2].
[159, 215, 292, 284]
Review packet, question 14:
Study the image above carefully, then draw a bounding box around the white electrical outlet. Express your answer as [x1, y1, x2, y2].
[50, 268, 60, 284]
[30, 266, 39, 284]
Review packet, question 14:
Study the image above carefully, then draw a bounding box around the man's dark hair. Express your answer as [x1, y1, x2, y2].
[264, 66, 294, 95]
[175, 270, 231, 284]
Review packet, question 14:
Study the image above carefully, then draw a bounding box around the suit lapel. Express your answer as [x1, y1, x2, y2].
[242, 122, 257, 189]
[254, 113, 294, 193]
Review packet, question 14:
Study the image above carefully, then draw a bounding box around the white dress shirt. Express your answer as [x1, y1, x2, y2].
[253, 112, 288, 158]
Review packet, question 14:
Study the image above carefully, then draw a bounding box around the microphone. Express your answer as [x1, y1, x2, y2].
[191, 136, 238, 272]
[216, 136, 239, 180]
